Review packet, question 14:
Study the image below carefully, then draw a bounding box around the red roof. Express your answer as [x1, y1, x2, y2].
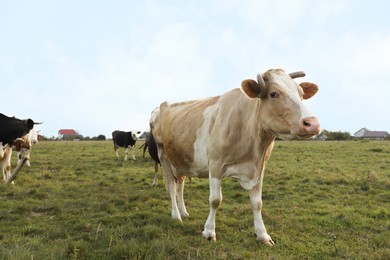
[58, 129, 78, 135]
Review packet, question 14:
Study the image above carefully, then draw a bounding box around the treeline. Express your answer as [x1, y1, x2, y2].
[39, 135, 107, 141]
[320, 130, 352, 140]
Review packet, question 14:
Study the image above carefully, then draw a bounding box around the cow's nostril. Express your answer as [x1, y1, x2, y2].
[300, 117, 320, 135]
[303, 120, 312, 127]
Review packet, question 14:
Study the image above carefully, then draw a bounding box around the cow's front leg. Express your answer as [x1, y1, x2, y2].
[176, 178, 189, 217]
[114, 147, 119, 159]
[202, 177, 222, 241]
[131, 146, 136, 160]
[249, 184, 275, 246]
[124, 147, 129, 161]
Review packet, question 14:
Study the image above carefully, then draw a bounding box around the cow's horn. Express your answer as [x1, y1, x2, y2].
[256, 73, 267, 98]
[289, 71, 306, 79]
[34, 121, 44, 125]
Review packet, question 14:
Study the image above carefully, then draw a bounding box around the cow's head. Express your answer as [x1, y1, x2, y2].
[241, 69, 320, 140]
[30, 129, 40, 144]
[131, 131, 141, 140]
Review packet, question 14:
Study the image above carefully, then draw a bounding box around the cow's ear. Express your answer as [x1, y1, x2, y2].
[300, 82, 318, 100]
[241, 79, 261, 98]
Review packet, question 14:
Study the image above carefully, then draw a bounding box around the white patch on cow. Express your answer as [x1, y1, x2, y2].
[150, 107, 159, 128]
[0, 143, 5, 158]
[193, 102, 219, 172]
[272, 73, 315, 137]
[289, 90, 314, 120]
[130, 130, 141, 140]
[202, 176, 222, 240]
[225, 163, 260, 190]
[1, 144, 13, 182]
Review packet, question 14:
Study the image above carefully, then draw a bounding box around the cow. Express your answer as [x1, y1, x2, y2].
[150, 69, 321, 245]
[16, 128, 39, 167]
[112, 130, 141, 161]
[0, 113, 40, 182]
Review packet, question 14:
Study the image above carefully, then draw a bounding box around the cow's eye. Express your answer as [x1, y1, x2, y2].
[270, 92, 279, 99]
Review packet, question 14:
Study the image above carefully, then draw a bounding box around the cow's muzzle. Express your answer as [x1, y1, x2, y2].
[299, 117, 321, 137]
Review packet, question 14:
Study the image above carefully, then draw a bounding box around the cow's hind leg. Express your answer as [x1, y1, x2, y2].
[249, 184, 275, 246]
[176, 177, 189, 218]
[202, 177, 222, 241]
[159, 149, 182, 220]
[166, 174, 182, 220]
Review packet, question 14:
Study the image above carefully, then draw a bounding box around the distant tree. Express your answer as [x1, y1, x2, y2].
[322, 130, 352, 140]
[96, 135, 106, 141]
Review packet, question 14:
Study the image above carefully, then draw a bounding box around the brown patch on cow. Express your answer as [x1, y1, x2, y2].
[159, 96, 219, 171]
[207, 89, 265, 169]
[300, 82, 318, 99]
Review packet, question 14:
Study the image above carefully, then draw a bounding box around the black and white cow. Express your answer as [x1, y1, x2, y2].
[0, 113, 40, 181]
[112, 130, 141, 161]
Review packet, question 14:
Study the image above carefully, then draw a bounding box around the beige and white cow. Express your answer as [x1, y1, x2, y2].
[150, 69, 321, 245]
[16, 128, 39, 167]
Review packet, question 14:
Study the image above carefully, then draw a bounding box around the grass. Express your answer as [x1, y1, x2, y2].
[0, 140, 389, 259]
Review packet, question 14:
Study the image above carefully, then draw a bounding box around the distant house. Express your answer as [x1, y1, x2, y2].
[58, 129, 83, 140]
[354, 128, 390, 140]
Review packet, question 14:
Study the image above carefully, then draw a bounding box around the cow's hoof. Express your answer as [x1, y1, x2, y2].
[171, 214, 183, 222]
[202, 231, 216, 241]
[180, 212, 190, 218]
[256, 233, 275, 246]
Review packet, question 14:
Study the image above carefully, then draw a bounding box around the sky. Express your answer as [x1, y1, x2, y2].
[1, 0, 389, 138]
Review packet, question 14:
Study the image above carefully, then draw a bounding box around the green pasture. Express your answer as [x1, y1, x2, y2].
[0, 140, 389, 259]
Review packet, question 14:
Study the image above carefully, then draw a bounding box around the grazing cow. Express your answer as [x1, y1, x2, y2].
[0, 113, 40, 181]
[112, 130, 141, 160]
[16, 129, 39, 167]
[150, 69, 320, 244]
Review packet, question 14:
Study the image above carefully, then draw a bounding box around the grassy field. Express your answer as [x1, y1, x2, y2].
[0, 140, 389, 259]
